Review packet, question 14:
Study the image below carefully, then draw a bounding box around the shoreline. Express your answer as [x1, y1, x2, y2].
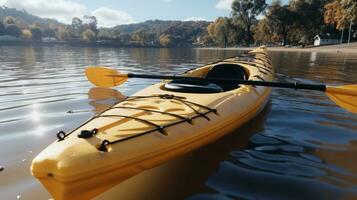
[1, 41, 356, 53]
[199, 43, 357, 54]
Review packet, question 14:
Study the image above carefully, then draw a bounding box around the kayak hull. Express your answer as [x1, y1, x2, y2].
[31, 47, 273, 200]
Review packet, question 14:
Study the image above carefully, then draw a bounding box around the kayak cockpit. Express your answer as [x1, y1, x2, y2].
[163, 63, 248, 93]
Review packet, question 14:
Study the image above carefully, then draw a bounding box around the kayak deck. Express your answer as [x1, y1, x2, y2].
[31, 47, 274, 200]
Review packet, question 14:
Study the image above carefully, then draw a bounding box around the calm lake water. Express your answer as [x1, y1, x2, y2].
[0, 46, 357, 200]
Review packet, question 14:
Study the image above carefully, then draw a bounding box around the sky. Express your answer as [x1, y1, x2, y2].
[0, 0, 279, 27]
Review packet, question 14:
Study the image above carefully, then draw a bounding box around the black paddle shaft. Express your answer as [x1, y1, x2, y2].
[126, 73, 327, 91]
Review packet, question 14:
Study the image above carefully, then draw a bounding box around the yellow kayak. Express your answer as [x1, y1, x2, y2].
[31, 47, 273, 199]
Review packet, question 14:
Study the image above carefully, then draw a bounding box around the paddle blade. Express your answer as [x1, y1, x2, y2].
[85, 67, 128, 87]
[326, 85, 357, 114]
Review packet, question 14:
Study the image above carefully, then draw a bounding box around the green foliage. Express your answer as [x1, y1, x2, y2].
[289, 0, 327, 44]
[232, 0, 267, 45]
[207, 17, 244, 47]
[107, 20, 210, 46]
[5, 24, 21, 37]
[83, 15, 98, 35]
[42, 28, 56, 38]
[265, 1, 297, 45]
[30, 27, 42, 41]
[0, 22, 5, 35]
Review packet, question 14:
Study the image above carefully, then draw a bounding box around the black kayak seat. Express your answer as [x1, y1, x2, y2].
[163, 64, 247, 93]
[205, 64, 247, 91]
[164, 79, 223, 93]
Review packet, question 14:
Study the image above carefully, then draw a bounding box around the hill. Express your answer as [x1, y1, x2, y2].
[0, 6, 60, 26]
[98, 20, 211, 47]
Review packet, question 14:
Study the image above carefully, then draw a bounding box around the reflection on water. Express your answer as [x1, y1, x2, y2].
[0, 46, 356, 200]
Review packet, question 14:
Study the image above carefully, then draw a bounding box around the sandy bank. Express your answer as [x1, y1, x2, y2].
[200, 42, 357, 54]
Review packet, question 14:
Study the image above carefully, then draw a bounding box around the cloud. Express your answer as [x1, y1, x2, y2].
[91, 7, 134, 27]
[0, 0, 134, 27]
[184, 17, 207, 21]
[1, 0, 86, 23]
[216, 0, 233, 10]
[163, 0, 173, 2]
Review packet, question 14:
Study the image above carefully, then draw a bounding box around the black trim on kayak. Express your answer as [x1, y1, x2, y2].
[254, 75, 266, 82]
[56, 94, 218, 152]
[97, 94, 218, 152]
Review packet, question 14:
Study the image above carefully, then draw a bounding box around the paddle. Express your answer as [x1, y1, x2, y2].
[85, 66, 357, 114]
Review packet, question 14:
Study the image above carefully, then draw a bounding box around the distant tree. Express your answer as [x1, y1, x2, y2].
[199, 34, 215, 46]
[5, 24, 21, 37]
[116, 33, 129, 44]
[56, 25, 70, 41]
[207, 22, 215, 39]
[0, 22, 5, 35]
[159, 34, 171, 46]
[232, 0, 267, 45]
[3, 16, 15, 26]
[71, 17, 83, 30]
[253, 18, 274, 44]
[30, 27, 42, 41]
[131, 29, 148, 45]
[14, 18, 28, 29]
[225, 17, 245, 46]
[42, 28, 56, 38]
[82, 28, 96, 42]
[213, 18, 229, 47]
[21, 29, 32, 40]
[339, 0, 357, 22]
[289, 0, 326, 44]
[324, 0, 355, 30]
[266, 1, 297, 45]
[83, 15, 98, 36]
[207, 17, 243, 47]
[70, 17, 83, 37]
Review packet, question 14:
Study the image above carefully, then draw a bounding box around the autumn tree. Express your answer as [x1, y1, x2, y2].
[21, 29, 32, 40]
[232, 0, 267, 46]
[56, 25, 70, 41]
[324, 0, 356, 30]
[340, 0, 357, 22]
[253, 18, 274, 44]
[3, 16, 15, 26]
[131, 29, 148, 45]
[159, 34, 171, 47]
[14, 18, 28, 29]
[82, 29, 96, 42]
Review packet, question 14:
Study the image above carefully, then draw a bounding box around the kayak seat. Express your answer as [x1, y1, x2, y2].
[205, 64, 247, 91]
[164, 79, 224, 93]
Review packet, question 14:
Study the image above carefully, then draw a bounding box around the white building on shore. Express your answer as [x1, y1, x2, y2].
[314, 34, 340, 46]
